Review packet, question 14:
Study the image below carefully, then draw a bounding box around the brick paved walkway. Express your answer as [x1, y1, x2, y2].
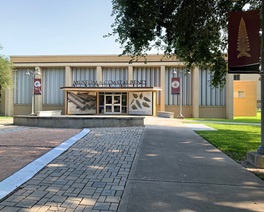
[0, 125, 30, 134]
[0, 127, 143, 212]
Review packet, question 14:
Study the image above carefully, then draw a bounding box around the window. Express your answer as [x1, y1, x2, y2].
[238, 91, 246, 98]
[234, 75, 240, 80]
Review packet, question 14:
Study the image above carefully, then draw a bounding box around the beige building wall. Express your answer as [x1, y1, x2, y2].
[226, 73, 234, 119]
[234, 81, 257, 116]
[1, 54, 233, 118]
[165, 105, 193, 118]
[239, 74, 260, 110]
[159, 66, 166, 112]
[4, 87, 14, 116]
[0, 90, 5, 114]
[199, 106, 227, 118]
[192, 67, 199, 118]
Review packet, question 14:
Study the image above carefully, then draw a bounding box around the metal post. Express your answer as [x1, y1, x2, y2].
[31, 74, 35, 115]
[257, 0, 264, 154]
[26, 68, 40, 115]
[177, 70, 184, 119]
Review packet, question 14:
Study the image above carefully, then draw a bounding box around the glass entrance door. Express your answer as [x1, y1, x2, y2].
[104, 95, 122, 114]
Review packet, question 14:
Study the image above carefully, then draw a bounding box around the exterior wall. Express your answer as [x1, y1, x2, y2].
[0, 90, 6, 115]
[226, 73, 234, 119]
[14, 105, 63, 116]
[43, 105, 65, 114]
[166, 105, 227, 119]
[10, 55, 183, 64]
[240, 74, 260, 101]
[234, 81, 257, 116]
[156, 105, 161, 113]
[192, 67, 199, 118]
[4, 54, 232, 118]
[4, 87, 14, 116]
[199, 106, 227, 118]
[165, 105, 193, 118]
[14, 105, 31, 115]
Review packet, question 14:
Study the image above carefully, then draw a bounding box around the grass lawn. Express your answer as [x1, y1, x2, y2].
[233, 111, 261, 123]
[195, 123, 260, 161]
[0, 116, 13, 123]
[186, 113, 264, 180]
[0, 116, 12, 120]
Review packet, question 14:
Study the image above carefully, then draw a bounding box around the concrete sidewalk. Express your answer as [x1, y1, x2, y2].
[119, 119, 264, 212]
[0, 117, 264, 211]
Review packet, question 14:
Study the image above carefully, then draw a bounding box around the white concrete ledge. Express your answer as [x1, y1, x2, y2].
[37, 110, 62, 116]
[157, 111, 175, 118]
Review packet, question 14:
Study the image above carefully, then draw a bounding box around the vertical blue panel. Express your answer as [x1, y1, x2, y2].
[14, 68, 32, 104]
[102, 67, 128, 87]
[72, 67, 96, 87]
[43, 68, 65, 105]
[199, 69, 226, 106]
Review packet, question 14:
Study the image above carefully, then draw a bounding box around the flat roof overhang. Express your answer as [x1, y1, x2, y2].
[60, 87, 162, 92]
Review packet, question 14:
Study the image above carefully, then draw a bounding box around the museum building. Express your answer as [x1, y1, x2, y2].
[1, 54, 234, 118]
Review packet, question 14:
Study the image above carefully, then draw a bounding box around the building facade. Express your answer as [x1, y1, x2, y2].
[1, 55, 234, 118]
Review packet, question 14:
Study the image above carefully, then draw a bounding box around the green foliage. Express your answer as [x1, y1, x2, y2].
[0, 46, 13, 91]
[110, 0, 261, 87]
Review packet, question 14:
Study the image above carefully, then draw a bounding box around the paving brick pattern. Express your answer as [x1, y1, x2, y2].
[0, 127, 143, 212]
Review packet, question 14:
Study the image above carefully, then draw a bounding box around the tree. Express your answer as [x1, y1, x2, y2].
[110, 0, 261, 87]
[0, 46, 13, 102]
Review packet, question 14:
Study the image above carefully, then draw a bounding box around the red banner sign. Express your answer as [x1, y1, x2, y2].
[171, 77, 180, 94]
[34, 79, 42, 95]
[228, 10, 260, 74]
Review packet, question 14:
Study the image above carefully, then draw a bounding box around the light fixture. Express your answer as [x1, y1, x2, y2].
[25, 70, 31, 75]
[26, 68, 41, 76]
[35, 69, 41, 75]
[171, 68, 177, 75]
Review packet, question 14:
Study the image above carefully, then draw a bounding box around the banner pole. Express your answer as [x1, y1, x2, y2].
[257, 0, 264, 154]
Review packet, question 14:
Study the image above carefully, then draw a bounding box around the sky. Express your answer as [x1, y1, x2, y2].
[0, 0, 126, 56]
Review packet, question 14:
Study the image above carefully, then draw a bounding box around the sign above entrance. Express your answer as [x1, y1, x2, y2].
[73, 80, 147, 88]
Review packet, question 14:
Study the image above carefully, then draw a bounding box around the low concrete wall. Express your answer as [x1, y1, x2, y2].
[157, 111, 174, 118]
[37, 110, 62, 116]
[43, 105, 65, 115]
[13, 115, 145, 128]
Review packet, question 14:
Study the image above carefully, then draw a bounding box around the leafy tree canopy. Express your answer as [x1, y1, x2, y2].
[110, 0, 261, 87]
[0, 46, 13, 91]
